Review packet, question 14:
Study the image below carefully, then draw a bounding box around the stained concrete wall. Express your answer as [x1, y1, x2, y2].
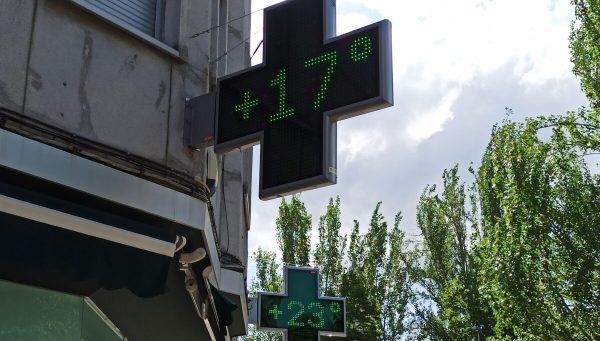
[0, 0, 36, 113]
[24, 0, 172, 161]
[215, 0, 253, 273]
[0, 0, 252, 276]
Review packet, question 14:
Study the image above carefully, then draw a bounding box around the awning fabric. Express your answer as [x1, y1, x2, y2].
[210, 283, 238, 333]
[0, 212, 172, 297]
[0, 166, 177, 298]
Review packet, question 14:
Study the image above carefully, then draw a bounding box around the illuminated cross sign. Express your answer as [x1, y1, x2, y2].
[214, 0, 393, 200]
[258, 267, 346, 340]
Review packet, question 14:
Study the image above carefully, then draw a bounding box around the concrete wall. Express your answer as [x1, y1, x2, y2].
[215, 0, 253, 273]
[0, 0, 252, 276]
[0, 0, 36, 113]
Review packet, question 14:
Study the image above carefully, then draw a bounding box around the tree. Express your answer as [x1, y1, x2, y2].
[381, 212, 413, 340]
[341, 203, 411, 341]
[313, 196, 346, 296]
[276, 195, 312, 267]
[341, 220, 382, 341]
[244, 248, 283, 341]
[247, 104, 600, 340]
[570, 0, 600, 107]
[476, 111, 600, 339]
[409, 166, 494, 340]
[250, 247, 283, 295]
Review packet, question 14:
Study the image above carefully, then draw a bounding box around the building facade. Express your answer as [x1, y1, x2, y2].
[0, 0, 253, 339]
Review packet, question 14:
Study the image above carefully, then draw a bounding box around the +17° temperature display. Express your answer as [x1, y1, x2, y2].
[232, 35, 374, 124]
[216, 0, 392, 200]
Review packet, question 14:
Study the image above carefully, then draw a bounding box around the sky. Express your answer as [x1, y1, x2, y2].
[243, 0, 589, 281]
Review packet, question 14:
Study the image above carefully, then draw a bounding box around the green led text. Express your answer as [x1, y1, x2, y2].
[268, 300, 341, 329]
[350, 36, 372, 62]
[234, 91, 259, 120]
[288, 300, 305, 327]
[305, 51, 338, 110]
[269, 68, 295, 122]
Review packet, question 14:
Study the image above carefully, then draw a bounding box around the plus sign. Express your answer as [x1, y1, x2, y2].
[269, 304, 284, 320]
[235, 91, 260, 120]
[215, 0, 393, 200]
[258, 267, 346, 341]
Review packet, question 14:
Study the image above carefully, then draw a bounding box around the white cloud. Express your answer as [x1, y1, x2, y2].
[339, 129, 388, 165]
[339, 0, 574, 85]
[405, 88, 460, 143]
[336, 12, 374, 35]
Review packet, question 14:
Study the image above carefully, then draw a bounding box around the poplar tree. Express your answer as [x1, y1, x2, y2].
[246, 194, 313, 340]
[410, 166, 494, 340]
[250, 247, 283, 295]
[476, 110, 600, 339]
[313, 196, 346, 296]
[381, 212, 412, 340]
[340, 220, 382, 341]
[341, 203, 412, 341]
[245, 248, 283, 341]
[276, 195, 312, 266]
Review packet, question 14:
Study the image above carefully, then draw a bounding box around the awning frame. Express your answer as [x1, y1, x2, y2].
[0, 193, 179, 257]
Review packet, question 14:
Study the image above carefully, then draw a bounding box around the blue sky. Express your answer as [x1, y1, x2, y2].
[244, 0, 589, 281]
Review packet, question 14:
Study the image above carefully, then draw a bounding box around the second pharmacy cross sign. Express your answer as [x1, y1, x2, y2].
[258, 267, 346, 340]
[215, 0, 393, 200]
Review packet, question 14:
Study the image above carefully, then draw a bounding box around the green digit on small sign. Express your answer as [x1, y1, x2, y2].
[269, 68, 295, 122]
[305, 51, 337, 110]
[234, 91, 259, 120]
[307, 302, 325, 328]
[288, 300, 305, 327]
[350, 36, 372, 62]
[330, 302, 341, 314]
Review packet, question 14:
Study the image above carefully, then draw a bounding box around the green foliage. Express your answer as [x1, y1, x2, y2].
[313, 196, 346, 296]
[382, 213, 413, 340]
[276, 195, 312, 266]
[411, 166, 495, 341]
[250, 247, 283, 295]
[364, 203, 388, 305]
[570, 0, 600, 107]
[245, 248, 283, 341]
[341, 220, 383, 341]
[408, 110, 600, 340]
[249, 110, 600, 340]
[341, 204, 412, 341]
[247, 195, 313, 340]
[476, 110, 600, 339]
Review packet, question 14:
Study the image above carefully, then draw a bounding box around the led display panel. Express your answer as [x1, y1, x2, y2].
[258, 267, 346, 339]
[215, 0, 393, 200]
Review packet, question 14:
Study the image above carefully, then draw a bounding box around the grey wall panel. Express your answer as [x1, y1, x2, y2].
[166, 0, 211, 176]
[24, 0, 170, 163]
[0, 0, 35, 112]
[226, 0, 251, 74]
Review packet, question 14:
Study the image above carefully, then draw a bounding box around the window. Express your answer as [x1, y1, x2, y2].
[80, 0, 160, 38]
[69, 0, 180, 57]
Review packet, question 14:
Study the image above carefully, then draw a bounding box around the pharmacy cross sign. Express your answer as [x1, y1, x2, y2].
[214, 0, 393, 200]
[258, 267, 346, 340]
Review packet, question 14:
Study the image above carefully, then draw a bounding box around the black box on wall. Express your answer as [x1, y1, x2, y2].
[184, 92, 216, 149]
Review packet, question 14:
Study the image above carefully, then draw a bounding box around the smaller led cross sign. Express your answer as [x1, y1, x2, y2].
[258, 267, 346, 340]
[215, 0, 393, 200]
